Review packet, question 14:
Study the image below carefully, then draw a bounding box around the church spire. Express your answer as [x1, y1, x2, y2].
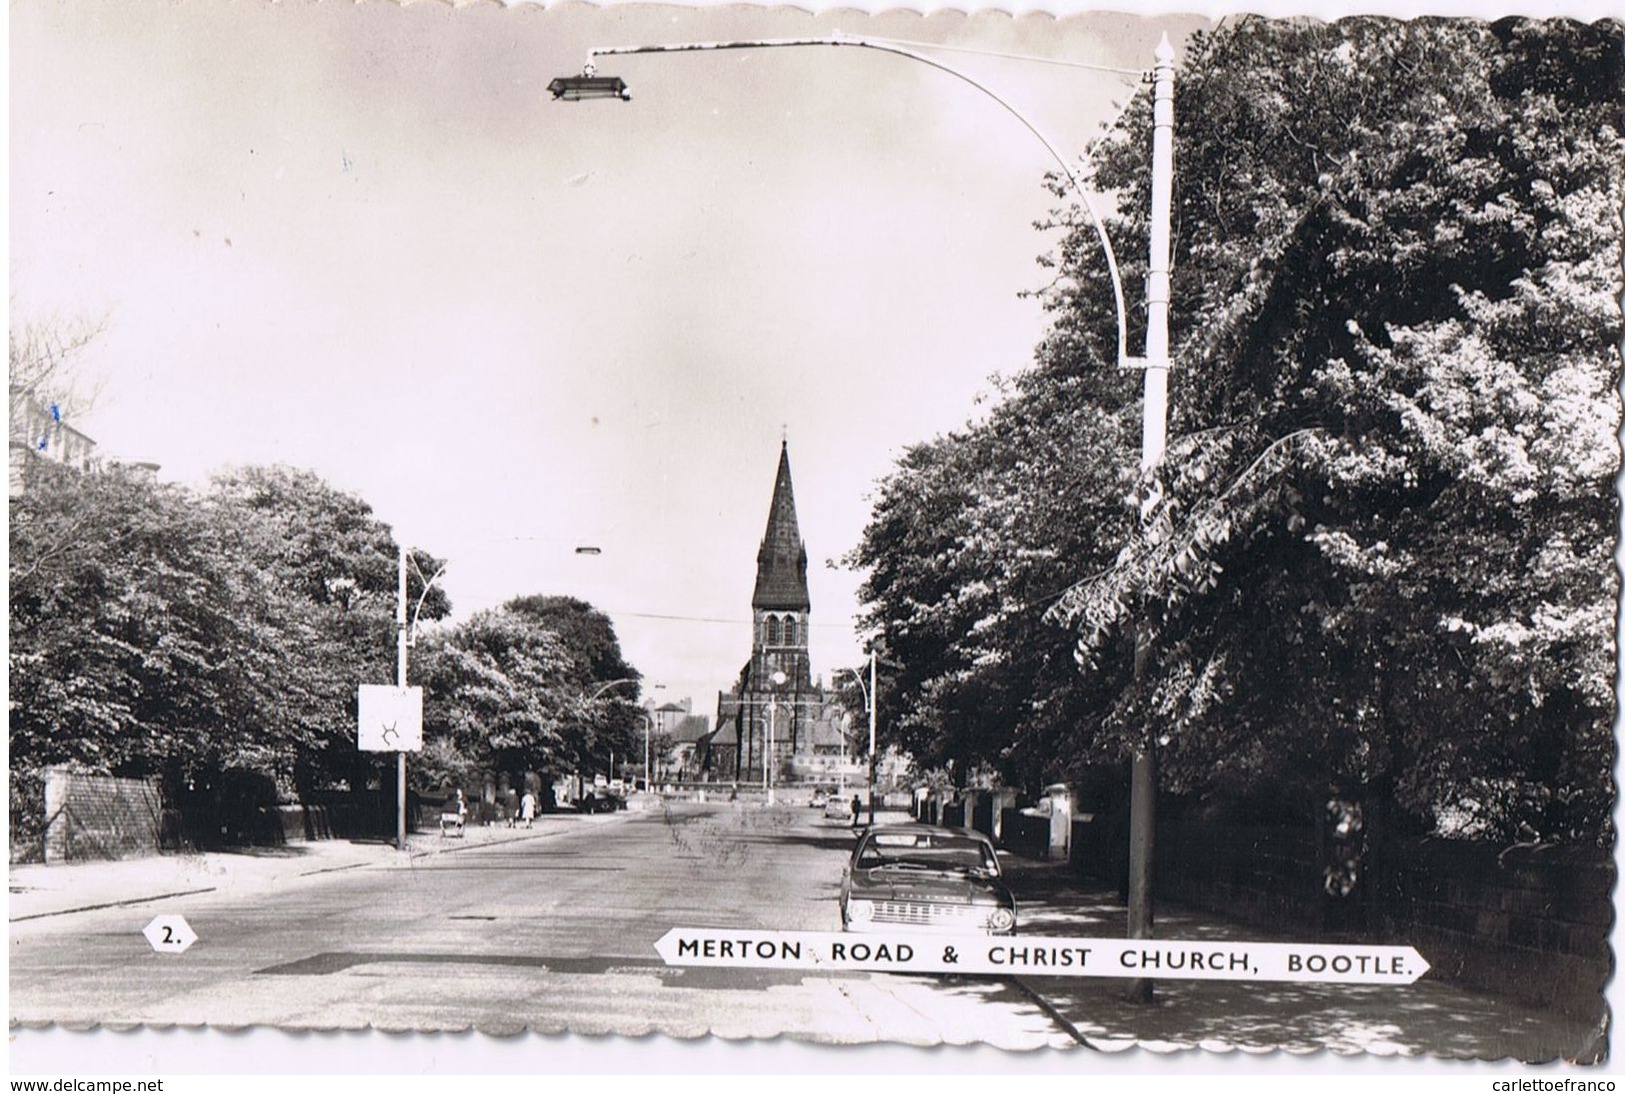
[751, 440, 811, 612]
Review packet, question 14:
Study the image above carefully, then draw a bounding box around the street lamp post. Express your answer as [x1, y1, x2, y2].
[395, 545, 450, 851]
[642, 707, 656, 790]
[1123, 36, 1176, 1006]
[764, 670, 788, 804]
[396, 549, 408, 851]
[868, 649, 876, 826]
[839, 651, 878, 826]
[588, 677, 664, 793]
[551, 29, 1176, 1000]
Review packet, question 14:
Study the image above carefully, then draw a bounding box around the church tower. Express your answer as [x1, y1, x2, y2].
[750, 440, 812, 692]
[706, 440, 848, 787]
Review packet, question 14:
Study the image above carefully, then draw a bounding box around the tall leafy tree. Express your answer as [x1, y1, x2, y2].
[205, 465, 450, 792]
[413, 595, 641, 785]
[9, 459, 453, 846]
[10, 464, 295, 833]
[848, 380, 1137, 786]
[1045, 16, 1622, 842]
[856, 17, 1621, 843]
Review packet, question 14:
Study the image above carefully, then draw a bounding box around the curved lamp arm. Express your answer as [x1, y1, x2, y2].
[587, 677, 640, 702]
[574, 34, 1138, 369]
[836, 665, 870, 708]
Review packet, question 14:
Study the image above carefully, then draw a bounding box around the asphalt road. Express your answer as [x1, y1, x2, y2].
[9, 801, 1077, 1048]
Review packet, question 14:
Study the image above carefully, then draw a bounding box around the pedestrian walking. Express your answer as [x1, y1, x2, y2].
[850, 794, 863, 828]
[519, 789, 536, 829]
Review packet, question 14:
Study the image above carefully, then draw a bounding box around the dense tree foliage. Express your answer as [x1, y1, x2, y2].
[9, 464, 444, 815]
[413, 595, 640, 788]
[10, 459, 636, 837]
[852, 17, 1620, 843]
[206, 465, 451, 792]
[12, 465, 275, 783]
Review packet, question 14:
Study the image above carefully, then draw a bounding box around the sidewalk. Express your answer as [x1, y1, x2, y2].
[8, 810, 626, 923]
[999, 857, 1608, 1063]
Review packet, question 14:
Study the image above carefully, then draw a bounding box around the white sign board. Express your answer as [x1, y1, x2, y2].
[655, 928, 1430, 984]
[357, 684, 423, 753]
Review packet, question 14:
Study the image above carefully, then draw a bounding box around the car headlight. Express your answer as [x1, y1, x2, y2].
[847, 899, 875, 923]
[985, 907, 1015, 932]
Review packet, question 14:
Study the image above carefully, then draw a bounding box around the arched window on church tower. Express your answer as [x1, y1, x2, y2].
[766, 616, 782, 646]
[784, 617, 798, 646]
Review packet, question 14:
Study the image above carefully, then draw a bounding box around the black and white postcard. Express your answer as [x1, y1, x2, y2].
[8, 0, 1621, 1077]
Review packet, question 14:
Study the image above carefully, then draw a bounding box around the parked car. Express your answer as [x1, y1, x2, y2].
[810, 788, 830, 809]
[580, 785, 625, 814]
[840, 824, 1016, 935]
[823, 794, 854, 821]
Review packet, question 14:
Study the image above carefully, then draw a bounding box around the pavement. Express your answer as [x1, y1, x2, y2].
[8, 808, 631, 922]
[7, 801, 1610, 1064]
[997, 856, 1609, 1063]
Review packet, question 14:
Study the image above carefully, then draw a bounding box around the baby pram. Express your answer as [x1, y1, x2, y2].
[439, 795, 466, 837]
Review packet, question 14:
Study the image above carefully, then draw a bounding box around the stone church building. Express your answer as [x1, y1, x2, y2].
[702, 442, 850, 785]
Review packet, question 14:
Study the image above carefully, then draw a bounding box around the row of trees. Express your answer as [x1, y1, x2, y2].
[849, 17, 1620, 844]
[10, 452, 642, 841]
[413, 595, 643, 792]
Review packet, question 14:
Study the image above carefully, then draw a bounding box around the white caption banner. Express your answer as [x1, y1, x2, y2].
[655, 928, 1430, 984]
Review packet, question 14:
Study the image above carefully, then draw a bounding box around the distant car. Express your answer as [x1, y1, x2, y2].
[840, 824, 1016, 935]
[581, 785, 625, 814]
[824, 794, 854, 821]
[810, 789, 830, 809]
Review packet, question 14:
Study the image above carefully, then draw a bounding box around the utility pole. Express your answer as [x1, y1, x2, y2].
[1126, 33, 1177, 1007]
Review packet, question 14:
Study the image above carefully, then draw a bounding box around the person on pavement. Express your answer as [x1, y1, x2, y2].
[851, 794, 863, 828]
[440, 789, 466, 836]
[519, 790, 536, 829]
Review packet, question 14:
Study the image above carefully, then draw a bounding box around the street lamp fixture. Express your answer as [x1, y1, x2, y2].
[546, 74, 630, 101]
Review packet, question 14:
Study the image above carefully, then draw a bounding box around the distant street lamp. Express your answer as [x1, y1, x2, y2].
[551, 31, 1176, 1002]
[588, 677, 641, 702]
[587, 677, 663, 792]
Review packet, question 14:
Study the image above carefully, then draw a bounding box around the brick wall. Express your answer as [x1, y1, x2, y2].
[1156, 820, 1326, 929]
[1382, 838, 1612, 1020]
[1149, 818, 1611, 1019]
[42, 767, 162, 863]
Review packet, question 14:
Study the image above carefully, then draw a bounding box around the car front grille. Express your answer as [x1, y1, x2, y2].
[872, 901, 987, 928]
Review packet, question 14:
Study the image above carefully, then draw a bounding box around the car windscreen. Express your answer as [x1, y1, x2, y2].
[856, 833, 997, 873]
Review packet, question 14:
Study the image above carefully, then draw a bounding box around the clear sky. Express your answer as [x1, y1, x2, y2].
[11, 1, 1209, 715]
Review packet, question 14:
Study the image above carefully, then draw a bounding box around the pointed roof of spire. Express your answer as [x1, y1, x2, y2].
[752, 441, 811, 612]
